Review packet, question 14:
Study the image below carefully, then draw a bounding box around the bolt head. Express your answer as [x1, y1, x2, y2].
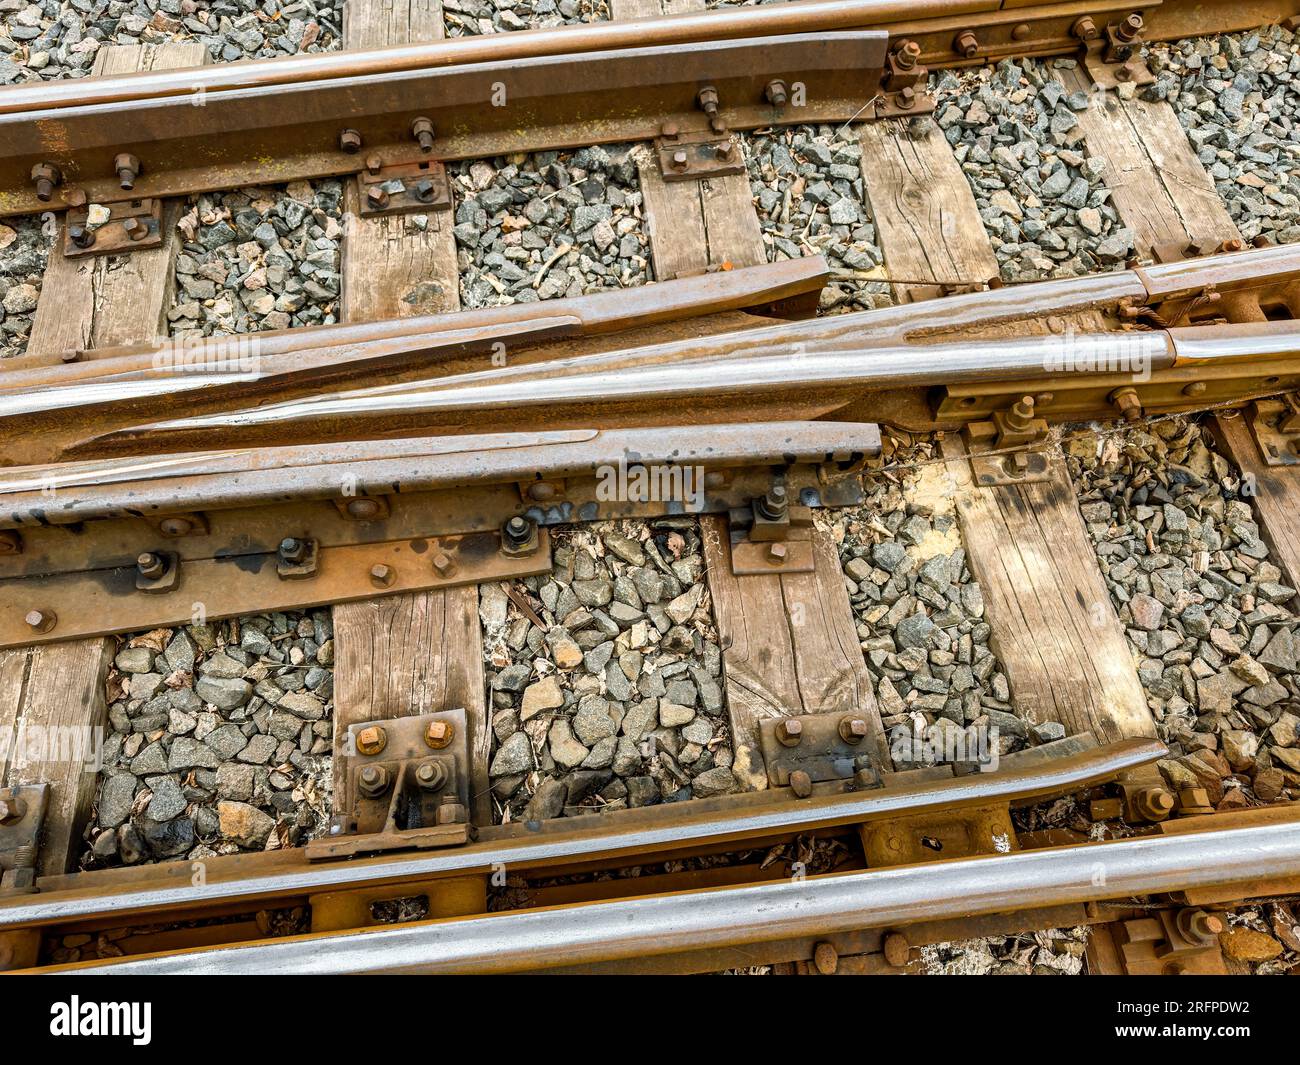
[425, 720, 455, 750]
[369, 563, 395, 588]
[339, 129, 363, 153]
[788, 770, 813, 798]
[766, 542, 788, 563]
[25, 609, 55, 633]
[159, 516, 194, 537]
[432, 552, 457, 577]
[123, 217, 149, 242]
[346, 497, 381, 519]
[671, 149, 689, 170]
[776, 718, 803, 746]
[356, 725, 387, 756]
[839, 717, 868, 744]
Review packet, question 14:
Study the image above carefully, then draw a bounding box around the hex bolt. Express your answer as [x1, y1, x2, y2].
[278, 537, 308, 565]
[411, 117, 436, 153]
[883, 932, 911, 967]
[413, 178, 436, 203]
[897, 86, 916, 110]
[338, 128, 363, 154]
[696, 85, 720, 120]
[894, 40, 921, 69]
[122, 217, 149, 242]
[775, 718, 803, 748]
[670, 149, 689, 172]
[114, 153, 141, 192]
[1109, 386, 1143, 423]
[755, 483, 789, 522]
[1072, 15, 1099, 40]
[660, 121, 680, 139]
[502, 515, 536, 553]
[62, 187, 88, 209]
[69, 225, 96, 250]
[1115, 13, 1144, 42]
[415, 761, 447, 791]
[764, 79, 788, 107]
[425, 720, 455, 750]
[1115, 61, 1136, 83]
[136, 551, 166, 581]
[838, 716, 869, 745]
[345, 497, 382, 519]
[766, 542, 788, 564]
[788, 770, 813, 798]
[30, 162, 62, 202]
[357, 764, 391, 799]
[1177, 908, 1224, 945]
[1005, 395, 1036, 432]
[355, 725, 388, 756]
[715, 141, 735, 162]
[25, 609, 56, 634]
[365, 154, 383, 176]
[1133, 785, 1175, 821]
[366, 185, 390, 210]
[955, 29, 979, 58]
[369, 563, 395, 589]
[432, 552, 458, 578]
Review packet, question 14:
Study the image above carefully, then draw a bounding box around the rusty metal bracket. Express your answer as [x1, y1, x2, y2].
[962, 396, 1053, 486]
[876, 38, 936, 119]
[0, 528, 552, 649]
[62, 198, 163, 258]
[758, 713, 883, 791]
[656, 128, 744, 181]
[356, 158, 452, 217]
[1080, 15, 1155, 91]
[307, 709, 474, 860]
[0, 784, 48, 895]
[1247, 395, 1300, 466]
[727, 484, 815, 574]
[1115, 909, 1228, 975]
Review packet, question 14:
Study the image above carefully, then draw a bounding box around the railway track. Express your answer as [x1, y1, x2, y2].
[1, 0, 1300, 981]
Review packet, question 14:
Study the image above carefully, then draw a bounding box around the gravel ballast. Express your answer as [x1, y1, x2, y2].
[0, 0, 342, 83]
[442, 0, 607, 35]
[450, 145, 650, 308]
[0, 214, 50, 359]
[934, 58, 1133, 281]
[745, 124, 890, 313]
[83, 611, 334, 869]
[1068, 417, 1300, 808]
[167, 180, 343, 337]
[482, 519, 733, 823]
[1146, 26, 1300, 245]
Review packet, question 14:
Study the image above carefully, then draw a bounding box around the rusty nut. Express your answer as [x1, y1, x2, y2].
[838, 717, 869, 745]
[775, 718, 803, 747]
[357, 764, 391, 798]
[355, 725, 388, 756]
[425, 720, 455, 750]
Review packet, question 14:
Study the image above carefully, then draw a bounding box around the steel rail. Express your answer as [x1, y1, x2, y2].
[53, 818, 1300, 974]
[1, 0, 1292, 117]
[0, 0, 967, 115]
[0, 421, 881, 525]
[0, 31, 888, 215]
[0, 737, 1162, 931]
[107, 331, 1182, 434]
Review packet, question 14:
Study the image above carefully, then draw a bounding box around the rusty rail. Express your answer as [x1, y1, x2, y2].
[0, 737, 1162, 933]
[46, 815, 1300, 974]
